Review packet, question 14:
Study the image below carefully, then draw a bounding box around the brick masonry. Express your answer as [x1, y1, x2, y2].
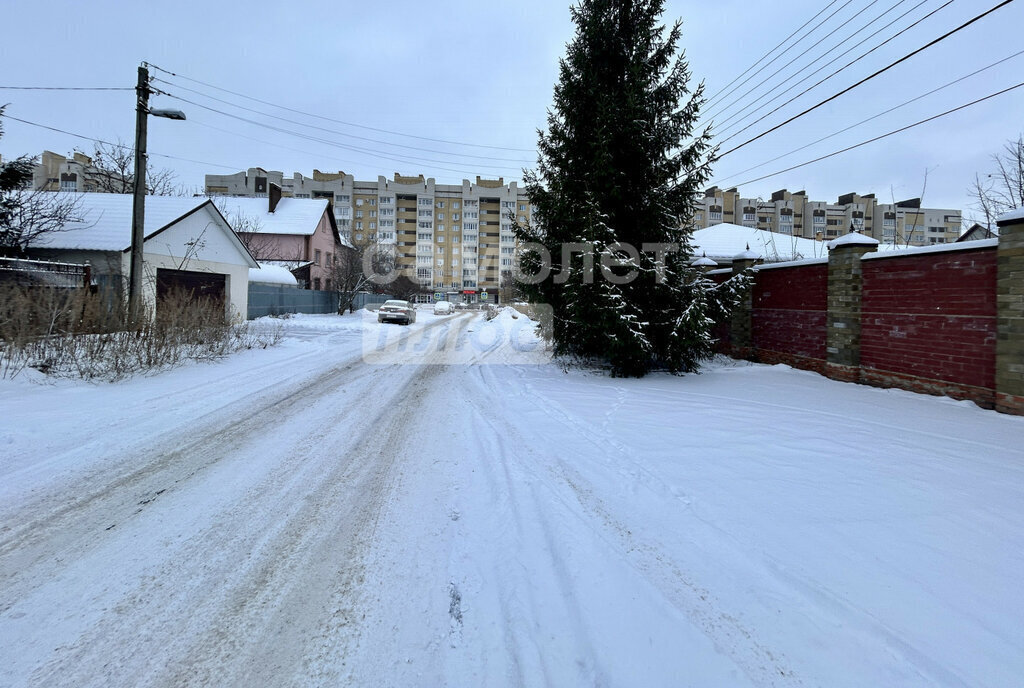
[720, 229, 1023, 414]
[996, 214, 1024, 414]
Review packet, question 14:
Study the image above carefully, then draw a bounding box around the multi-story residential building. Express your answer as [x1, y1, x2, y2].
[694, 186, 961, 247]
[206, 169, 531, 303]
[32, 150, 105, 192]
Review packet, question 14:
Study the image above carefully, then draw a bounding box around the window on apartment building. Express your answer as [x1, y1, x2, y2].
[417, 268, 431, 279]
[60, 179, 77, 192]
[452, 201, 460, 209]
[502, 201, 515, 208]
[436, 224, 445, 233]
[437, 235, 445, 242]
[452, 259, 459, 267]
[337, 195, 350, 203]
[356, 221, 363, 229]
[295, 193, 310, 199]
[464, 199, 477, 207]
[451, 236, 459, 244]
[437, 213, 445, 221]
[314, 249, 322, 265]
[501, 258, 513, 266]
[369, 210, 377, 218]
[436, 259, 444, 267]
[418, 209, 432, 217]
[369, 198, 376, 206]
[519, 203, 527, 211]
[418, 221, 431, 229]
[380, 232, 394, 240]
[379, 196, 392, 204]
[501, 247, 515, 254]
[356, 199, 364, 206]
[518, 215, 526, 222]
[370, 222, 376, 230]
[355, 211, 363, 219]
[743, 213, 755, 222]
[451, 213, 460, 221]
[436, 201, 445, 208]
[437, 247, 444, 254]
[355, 233, 363, 241]
[419, 197, 433, 206]
[695, 212, 703, 221]
[418, 232, 432, 240]
[452, 247, 460, 255]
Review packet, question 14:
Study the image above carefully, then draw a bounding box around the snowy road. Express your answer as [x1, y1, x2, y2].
[1, 309, 1023, 687]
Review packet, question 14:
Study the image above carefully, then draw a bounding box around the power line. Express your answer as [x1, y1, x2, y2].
[721, 80, 1024, 188]
[701, 0, 855, 123]
[0, 112, 241, 170]
[703, 0, 843, 109]
[147, 62, 536, 154]
[151, 76, 535, 165]
[717, 0, 1016, 159]
[712, 48, 1024, 187]
[0, 86, 133, 91]
[717, 0, 954, 144]
[154, 88, 528, 176]
[712, 0, 924, 136]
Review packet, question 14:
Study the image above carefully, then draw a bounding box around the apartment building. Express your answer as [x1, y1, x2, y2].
[206, 168, 531, 303]
[694, 186, 961, 247]
[32, 150, 104, 192]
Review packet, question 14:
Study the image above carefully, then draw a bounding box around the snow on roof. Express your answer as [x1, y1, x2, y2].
[32, 193, 217, 252]
[862, 237, 998, 261]
[690, 253, 718, 267]
[996, 206, 1024, 224]
[690, 223, 825, 263]
[213, 196, 348, 244]
[827, 231, 879, 249]
[249, 262, 298, 285]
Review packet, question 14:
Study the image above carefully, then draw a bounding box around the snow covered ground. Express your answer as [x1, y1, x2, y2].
[1, 307, 1022, 687]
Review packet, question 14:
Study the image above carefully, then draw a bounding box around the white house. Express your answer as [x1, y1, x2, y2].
[27, 194, 258, 319]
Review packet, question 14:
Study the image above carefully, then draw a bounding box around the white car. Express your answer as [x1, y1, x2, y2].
[377, 300, 417, 325]
[433, 300, 454, 315]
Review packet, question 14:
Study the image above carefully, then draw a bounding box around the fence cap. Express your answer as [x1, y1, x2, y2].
[828, 231, 879, 249]
[996, 206, 1024, 226]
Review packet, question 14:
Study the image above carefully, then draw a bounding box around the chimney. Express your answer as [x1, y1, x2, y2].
[269, 182, 282, 213]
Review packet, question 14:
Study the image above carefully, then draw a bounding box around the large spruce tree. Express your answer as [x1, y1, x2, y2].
[516, 0, 746, 376]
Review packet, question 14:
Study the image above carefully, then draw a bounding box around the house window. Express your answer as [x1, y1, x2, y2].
[314, 278, 321, 290]
[314, 249, 322, 265]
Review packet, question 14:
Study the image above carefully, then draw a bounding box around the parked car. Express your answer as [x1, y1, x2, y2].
[377, 300, 417, 325]
[433, 300, 454, 315]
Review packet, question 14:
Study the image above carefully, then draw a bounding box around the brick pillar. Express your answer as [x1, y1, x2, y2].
[995, 210, 1024, 414]
[826, 233, 878, 382]
[730, 249, 761, 358]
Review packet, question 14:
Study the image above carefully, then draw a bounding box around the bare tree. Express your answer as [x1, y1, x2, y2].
[330, 241, 399, 313]
[211, 200, 279, 260]
[0, 108, 85, 256]
[968, 134, 1024, 229]
[85, 140, 180, 196]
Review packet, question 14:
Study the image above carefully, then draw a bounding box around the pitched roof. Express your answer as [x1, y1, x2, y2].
[32, 194, 218, 252]
[691, 223, 827, 262]
[212, 196, 351, 247]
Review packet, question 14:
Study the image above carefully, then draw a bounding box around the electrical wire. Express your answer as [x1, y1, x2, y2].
[147, 62, 536, 154]
[0, 86, 133, 91]
[0, 112, 241, 170]
[712, 0, 922, 136]
[717, 0, 954, 144]
[720, 80, 1024, 188]
[703, 0, 843, 109]
[153, 88, 527, 176]
[701, 0, 855, 123]
[712, 48, 1024, 187]
[717, 0, 1016, 159]
[150, 76, 534, 165]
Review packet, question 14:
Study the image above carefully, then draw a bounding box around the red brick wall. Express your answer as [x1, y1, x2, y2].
[751, 263, 828, 362]
[860, 247, 997, 393]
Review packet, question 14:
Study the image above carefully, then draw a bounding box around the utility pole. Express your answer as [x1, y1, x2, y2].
[128, 64, 150, 320]
[127, 63, 184, 321]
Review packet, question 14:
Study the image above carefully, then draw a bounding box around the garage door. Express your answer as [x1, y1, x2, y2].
[155, 268, 226, 318]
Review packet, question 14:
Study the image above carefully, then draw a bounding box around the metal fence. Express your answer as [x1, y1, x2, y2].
[247, 286, 395, 319]
[0, 257, 90, 289]
[247, 285, 337, 319]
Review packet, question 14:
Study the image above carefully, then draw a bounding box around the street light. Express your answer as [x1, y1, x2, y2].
[128, 64, 185, 319]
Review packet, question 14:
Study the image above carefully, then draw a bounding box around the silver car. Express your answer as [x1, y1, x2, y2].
[377, 300, 417, 325]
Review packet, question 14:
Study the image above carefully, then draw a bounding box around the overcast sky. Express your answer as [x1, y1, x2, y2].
[2, 0, 1021, 219]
